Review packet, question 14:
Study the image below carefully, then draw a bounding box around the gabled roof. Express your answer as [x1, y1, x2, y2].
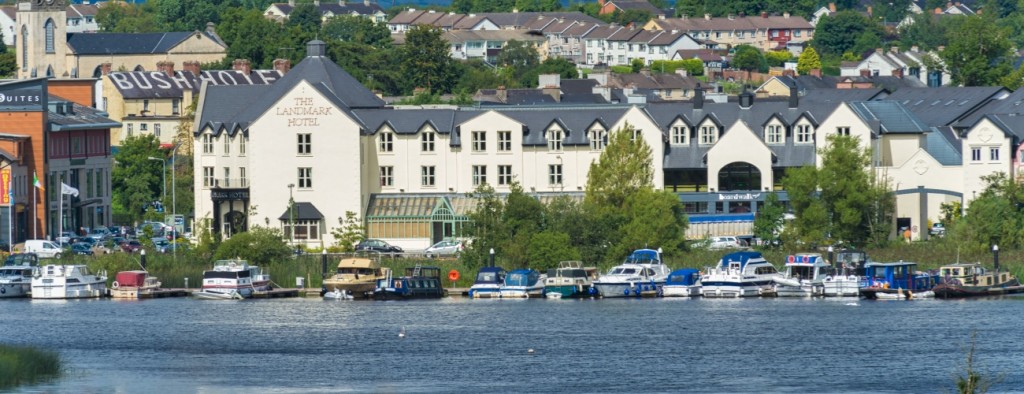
[353, 108, 457, 135]
[885, 87, 1009, 127]
[606, 0, 666, 16]
[925, 126, 963, 166]
[66, 31, 225, 55]
[848, 101, 930, 134]
[0, 6, 15, 21]
[500, 108, 630, 146]
[651, 14, 813, 31]
[278, 202, 324, 221]
[48, 96, 121, 131]
[955, 88, 1024, 129]
[67, 4, 99, 19]
[109, 70, 283, 99]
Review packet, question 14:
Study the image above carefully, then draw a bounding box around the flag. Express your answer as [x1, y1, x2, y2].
[33, 172, 43, 190]
[60, 182, 78, 197]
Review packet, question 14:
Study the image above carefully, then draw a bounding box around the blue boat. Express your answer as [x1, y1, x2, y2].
[702, 251, 778, 298]
[591, 249, 671, 298]
[499, 269, 545, 298]
[663, 268, 702, 297]
[468, 266, 505, 299]
[373, 266, 446, 300]
[859, 261, 939, 299]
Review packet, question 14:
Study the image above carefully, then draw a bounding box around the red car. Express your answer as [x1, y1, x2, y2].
[120, 240, 143, 253]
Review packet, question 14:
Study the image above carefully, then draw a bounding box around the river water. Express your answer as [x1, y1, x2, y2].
[3, 296, 1023, 393]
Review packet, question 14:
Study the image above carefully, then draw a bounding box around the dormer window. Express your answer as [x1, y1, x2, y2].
[766, 124, 783, 144]
[795, 124, 813, 144]
[671, 125, 687, 144]
[379, 131, 393, 152]
[700, 125, 717, 145]
[547, 129, 563, 151]
[590, 129, 607, 150]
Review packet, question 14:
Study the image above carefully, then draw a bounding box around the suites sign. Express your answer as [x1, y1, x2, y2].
[0, 85, 44, 110]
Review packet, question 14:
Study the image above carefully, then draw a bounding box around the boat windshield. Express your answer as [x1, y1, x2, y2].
[504, 273, 535, 286]
[787, 266, 814, 279]
[476, 272, 500, 283]
[609, 267, 637, 275]
[338, 268, 377, 276]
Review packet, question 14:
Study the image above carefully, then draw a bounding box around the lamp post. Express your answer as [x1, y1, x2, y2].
[993, 244, 999, 273]
[489, 248, 495, 268]
[828, 245, 835, 274]
[147, 156, 166, 204]
[287, 183, 295, 247]
[171, 143, 178, 260]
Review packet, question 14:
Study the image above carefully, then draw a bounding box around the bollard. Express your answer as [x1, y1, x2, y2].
[184, 277, 189, 289]
[140, 249, 147, 270]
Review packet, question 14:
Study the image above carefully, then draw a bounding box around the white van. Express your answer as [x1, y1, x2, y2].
[24, 240, 64, 259]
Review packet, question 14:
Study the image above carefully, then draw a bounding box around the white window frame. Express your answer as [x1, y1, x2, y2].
[472, 131, 486, 152]
[298, 167, 312, 189]
[971, 147, 981, 162]
[547, 129, 563, 151]
[766, 125, 783, 144]
[202, 167, 214, 188]
[202, 134, 213, 154]
[472, 165, 487, 186]
[498, 131, 512, 152]
[379, 132, 393, 152]
[671, 125, 687, 145]
[796, 124, 813, 144]
[421, 166, 435, 187]
[421, 132, 435, 152]
[379, 166, 393, 187]
[590, 129, 607, 150]
[990, 147, 1000, 161]
[498, 165, 512, 185]
[700, 126, 717, 145]
[298, 133, 312, 155]
[548, 164, 563, 186]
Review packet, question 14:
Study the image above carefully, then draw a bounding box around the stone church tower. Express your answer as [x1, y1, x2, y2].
[16, 0, 69, 79]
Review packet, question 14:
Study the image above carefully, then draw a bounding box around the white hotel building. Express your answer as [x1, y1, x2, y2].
[193, 40, 1024, 250]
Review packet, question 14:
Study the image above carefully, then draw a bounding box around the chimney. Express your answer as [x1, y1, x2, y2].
[829, 2, 836, 12]
[782, 69, 795, 77]
[810, 68, 821, 77]
[659, 14, 665, 20]
[273, 58, 292, 74]
[313, 0, 320, 6]
[788, 85, 798, 108]
[761, 11, 767, 18]
[938, 45, 945, 52]
[100, 63, 112, 76]
[866, 6, 872, 16]
[157, 61, 175, 77]
[935, 7, 942, 14]
[183, 61, 201, 76]
[893, 68, 904, 78]
[875, 47, 883, 54]
[739, 87, 754, 108]
[728, 14, 735, 20]
[890, 46, 899, 54]
[694, 83, 704, 109]
[364, 0, 370, 5]
[860, 69, 870, 77]
[543, 85, 561, 102]
[911, 45, 919, 52]
[338, 0, 345, 5]
[496, 86, 507, 103]
[704, 14, 711, 20]
[232, 59, 252, 75]
[288, 0, 294, 5]
[783, 12, 790, 18]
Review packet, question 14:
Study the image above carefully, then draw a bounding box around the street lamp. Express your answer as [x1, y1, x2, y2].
[993, 244, 1000, 272]
[287, 183, 295, 247]
[147, 156, 166, 203]
[489, 248, 495, 268]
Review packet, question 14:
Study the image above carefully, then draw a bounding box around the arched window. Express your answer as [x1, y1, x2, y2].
[44, 19, 55, 53]
[21, 25, 28, 71]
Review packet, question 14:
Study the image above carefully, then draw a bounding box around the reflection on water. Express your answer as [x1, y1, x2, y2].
[4, 296, 1024, 393]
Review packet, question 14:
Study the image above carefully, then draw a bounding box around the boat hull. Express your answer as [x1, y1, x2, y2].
[822, 276, 861, 297]
[322, 280, 380, 298]
[468, 285, 502, 299]
[110, 286, 161, 299]
[193, 290, 245, 300]
[593, 281, 664, 298]
[933, 279, 1024, 298]
[31, 282, 107, 299]
[373, 289, 445, 300]
[860, 287, 934, 300]
[499, 286, 545, 299]
[0, 282, 31, 298]
[544, 284, 594, 298]
[702, 279, 772, 298]
[662, 285, 701, 297]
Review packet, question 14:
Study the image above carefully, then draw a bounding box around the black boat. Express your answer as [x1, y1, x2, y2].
[373, 266, 446, 300]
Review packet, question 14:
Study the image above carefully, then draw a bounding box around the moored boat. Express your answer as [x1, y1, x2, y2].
[823, 250, 868, 297]
[932, 263, 1021, 298]
[663, 268, 702, 297]
[772, 253, 832, 297]
[859, 261, 939, 300]
[373, 265, 446, 300]
[110, 270, 162, 299]
[592, 249, 670, 298]
[31, 264, 107, 299]
[323, 289, 354, 300]
[322, 256, 391, 299]
[194, 259, 271, 299]
[543, 261, 598, 299]
[0, 259, 37, 298]
[468, 266, 506, 298]
[702, 251, 777, 298]
[499, 269, 546, 298]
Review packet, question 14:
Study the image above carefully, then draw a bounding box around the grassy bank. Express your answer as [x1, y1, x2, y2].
[0, 345, 60, 389]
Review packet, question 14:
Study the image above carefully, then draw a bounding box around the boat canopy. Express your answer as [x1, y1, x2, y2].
[474, 266, 506, 284]
[719, 251, 764, 269]
[625, 249, 661, 264]
[504, 269, 540, 286]
[667, 269, 700, 285]
[115, 271, 148, 287]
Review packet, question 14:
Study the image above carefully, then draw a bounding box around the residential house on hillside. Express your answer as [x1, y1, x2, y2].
[582, 26, 701, 66]
[671, 49, 729, 73]
[757, 74, 925, 97]
[593, 71, 700, 101]
[644, 12, 813, 52]
[598, 0, 667, 19]
[840, 47, 950, 87]
[264, 0, 386, 23]
[443, 30, 548, 62]
[388, 10, 601, 33]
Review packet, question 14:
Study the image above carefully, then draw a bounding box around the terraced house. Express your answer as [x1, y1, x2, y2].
[192, 40, 1020, 251]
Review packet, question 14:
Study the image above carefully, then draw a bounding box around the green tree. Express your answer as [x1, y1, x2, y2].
[630, 58, 645, 73]
[0, 53, 14, 78]
[112, 135, 163, 224]
[321, 15, 391, 48]
[501, 182, 544, 267]
[401, 25, 457, 94]
[286, 3, 323, 32]
[813, 10, 882, 56]
[615, 188, 688, 259]
[495, 40, 539, 87]
[752, 192, 784, 247]
[329, 211, 365, 252]
[216, 8, 285, 68]
[897, 12, 950, 51]
[940, 15, 1014, 86]
[732, 45, 767, 74]
[957, 173, 1024, 252]
[765, 50, 792, 68]
[817, 134, 874, 246]
[527, 231, 580, 270]
[463, 183, 507, 268]
[781, 165, 828, 246]
[796, 46, 822, 75]
[517, 57, 579, 87]
[0, 30, 5, 54]
[584, 123, 653, 211]
[95, 1, 162, 33]
[213, 226, 292, 265]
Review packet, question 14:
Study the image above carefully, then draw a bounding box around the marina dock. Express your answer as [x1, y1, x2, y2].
[138, 289, 190, 298]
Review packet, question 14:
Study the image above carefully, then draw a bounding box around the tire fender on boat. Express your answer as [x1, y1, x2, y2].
[112, 281, 120, 289]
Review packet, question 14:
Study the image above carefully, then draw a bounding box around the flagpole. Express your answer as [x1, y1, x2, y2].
[58, 185, 62, 241]
[32, 184, 36, 239]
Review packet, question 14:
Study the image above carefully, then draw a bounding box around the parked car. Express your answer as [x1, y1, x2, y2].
[4, 253, 38, 266]
[88, 227, 112, 241]
[24, 240, 64, 259]
[151, 238, 171, 253]
[355, 239, 403, 256]
[929, 223, 945, 237]
[71, 243, 95, 256]
[120, 240, 143, 253]
[424, 240, 464, 258]
[707, 236, 745, 250]
[56, 231, 74, 244]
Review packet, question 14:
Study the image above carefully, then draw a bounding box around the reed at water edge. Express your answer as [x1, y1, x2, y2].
[0, 344, 61, 389]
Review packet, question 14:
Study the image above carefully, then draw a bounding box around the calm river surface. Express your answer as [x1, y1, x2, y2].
[3, 296, 1024, 393]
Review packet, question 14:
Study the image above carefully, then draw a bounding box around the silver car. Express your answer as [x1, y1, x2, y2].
[424, 240, 464, 258]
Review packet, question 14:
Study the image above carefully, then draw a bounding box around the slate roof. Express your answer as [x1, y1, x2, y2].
[48, 96, 120, 131]
[885, 87, 1009, 127]
[109, 70, 283, 99]
[608, 73, 699, 90]
[925, 126, 963, 166]
[196, 85, 268, 137]
[0, 6, 14, 21]
[278, 202, 324, 221]
[66, 31, 224, 55]
[955, 88, 1024, 129]
[271, 1, 384, 16]
[651, 14, 813, 31]
[848, 101, 930, 134]
[606, 0, 666, 16]
[353, 108, 458, 136]
[500, 108, 629, 146]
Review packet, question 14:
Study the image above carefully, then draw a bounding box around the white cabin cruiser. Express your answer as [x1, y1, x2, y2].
[702, 251, 778, 298]
[31, 264, 108, 299]
[592, 249, 670, 298]
[0, 263, 36, 298]
[194, 259, 272, 299]
[823, 250, 869, 297]
[772, 253, 833, 297]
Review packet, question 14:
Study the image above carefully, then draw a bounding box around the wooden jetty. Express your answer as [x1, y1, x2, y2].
[139, 289, 190, 299]
[252, 288, 300, 298]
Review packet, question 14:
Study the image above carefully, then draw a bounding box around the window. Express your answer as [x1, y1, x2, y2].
[472, 131, 486, 152]
[547, 129, 563, 151]
[766, 125, 783, 144]
[223, 167, 231, 187]
[379, 132, 393, 152]
[421, 166, 435, 187]
[990, 147, 1000, 161]
[154, 124, 161, 137]
[239, 136, 246, 156]
[240, 167, 247, 187]
[143, 100, 150, 112]
[796, 124, 812, 143]
[297, 133, 312, 155]
[96, 170, 103, 198]
[472, 165, 487, 186]
[140, 123, 148, 132]
[498, 165, 512, 185]
[172, 99, 180, 115]
[86, 170, 93, 198]
[548, 164, 563, 186]
[127, 123, 134, 138]
[700, 126, 717, 145]
[421, 132, 435, 152]
[498, 131, 512, 151]
[223, 135, 230, 155]
[284, 220, 320, 240]
[203, 167, 214, 187]
[379, 166, 393, 187]
[971, 148, 981, 162]
[632, 128, 642, 141]
[298, 167, 312, 188]
[794, 30, 802, 37]
[21, 26, 27, 71]
[203, 134, 213, 154]
[837, 127, 850, 136]
[44, 19, 55, 53]
[590, 129, 607, 150]
[671, 126, 687, 144]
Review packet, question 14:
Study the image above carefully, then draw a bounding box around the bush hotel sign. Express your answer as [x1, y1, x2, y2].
[278, 97, 332, 127]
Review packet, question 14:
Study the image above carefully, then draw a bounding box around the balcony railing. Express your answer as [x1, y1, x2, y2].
[212, 178, 249, 188]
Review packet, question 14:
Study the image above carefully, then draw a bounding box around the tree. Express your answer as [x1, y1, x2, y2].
[527, 231, 580, 271]
[0, 53, 14, 78]
[463, 183, 507, 268]
[216, 8, 285, 69]
[732, 45, 767, 74]
[500, 182, 544, 267]
[781, 165, 829, 246]
[329, 211, 365, 252]
[321, 15, 391, 48]
[812, 10, 882, 57]
[765, 50, 792, 68]
[940, 15, 1014, 86]
[213, 226, 292, 265]
[584, 122, 653, 211]
[495, 40, 539, 87]
[95, 1, 162, 33]
[0, 30, 5, 54]
[957, 173, 1024, 252]
[796, 46, 821, 75]
[286, 3, 322, 32]
[614, 188, 688, 259]
[752, 192, 784, 247]
[401, 25, 457, 94]
[112, 135, 163, 224]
